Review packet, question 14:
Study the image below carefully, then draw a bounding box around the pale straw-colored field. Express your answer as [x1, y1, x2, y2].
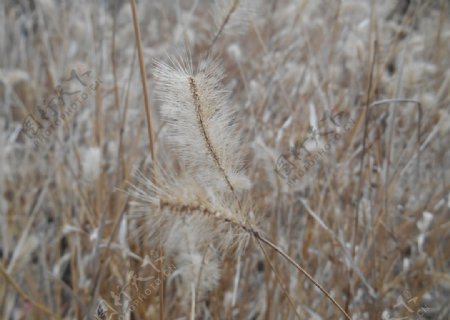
[0, 1, 449, 319]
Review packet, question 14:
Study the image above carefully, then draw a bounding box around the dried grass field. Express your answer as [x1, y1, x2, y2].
[0, 0, 449, 319]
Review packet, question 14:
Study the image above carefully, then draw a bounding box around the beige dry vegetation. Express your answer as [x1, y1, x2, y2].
[0, 0, 449, 319]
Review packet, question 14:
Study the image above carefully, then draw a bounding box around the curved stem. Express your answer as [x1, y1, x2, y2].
[0, 262, 59, 319]
[254, 232, 353, 320]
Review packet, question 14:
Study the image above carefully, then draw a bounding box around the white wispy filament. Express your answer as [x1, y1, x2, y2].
[154, 56, 251, 196]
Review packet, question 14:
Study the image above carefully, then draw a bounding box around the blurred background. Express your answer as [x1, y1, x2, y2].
[0, 0, 449, 319]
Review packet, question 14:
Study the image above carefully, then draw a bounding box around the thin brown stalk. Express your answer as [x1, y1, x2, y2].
[255, 237, 302, 319]
[209, 0, 240, 49]
[129, 1, 161, 318]
[90, 198, 128, 302]
[349, 37, 378, 312]
[256, 234, 353, 320]
[117, 47, 137, 181]
[129, 0, 155, 161]
[0, 263, 59, 319]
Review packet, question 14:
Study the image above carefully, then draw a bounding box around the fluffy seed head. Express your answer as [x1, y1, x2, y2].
[154, 55, 251, 196]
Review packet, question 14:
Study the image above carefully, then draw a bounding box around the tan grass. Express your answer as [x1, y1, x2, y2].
[1, 0, 449, 319]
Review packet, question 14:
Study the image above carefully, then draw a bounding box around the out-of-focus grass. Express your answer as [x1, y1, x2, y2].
[0, 0, 449, 319]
